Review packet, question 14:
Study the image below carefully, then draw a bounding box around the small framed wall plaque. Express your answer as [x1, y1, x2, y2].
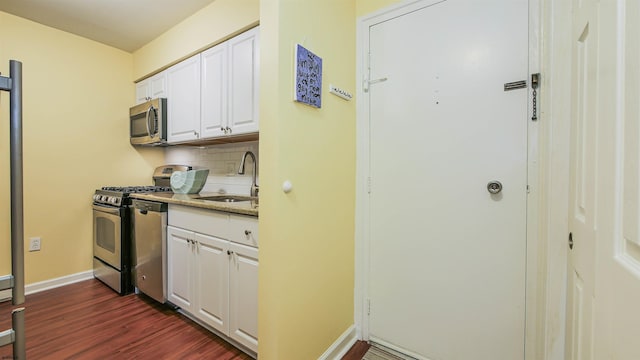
[294, 44, 322, 108]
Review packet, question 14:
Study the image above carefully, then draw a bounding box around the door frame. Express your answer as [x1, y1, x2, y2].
[354, 0, 543, 359]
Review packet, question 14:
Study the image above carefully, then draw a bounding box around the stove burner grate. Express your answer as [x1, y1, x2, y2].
[101, 186, 172, 193]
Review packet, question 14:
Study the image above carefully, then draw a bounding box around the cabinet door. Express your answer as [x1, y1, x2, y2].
[167, 54, 201, 143]
[167, 226, 194, 311]
[200, 43, 228, 139]
[227, 27, 260, 135]
[135, 79, 150, 105]
[228, 242, 259, 352]
[135, 72, 167, 104]
[149, 72, 167, 99]
[194, 233, 230, 334]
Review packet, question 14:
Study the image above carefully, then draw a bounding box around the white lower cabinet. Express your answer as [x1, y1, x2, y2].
[167, 205, 258, 354]
[195, 232, 230, 333]
[228, 241, 259, 348]
[166, 226, 194, 310]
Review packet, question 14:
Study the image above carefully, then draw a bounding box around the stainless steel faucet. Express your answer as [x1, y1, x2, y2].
[238, 151, 259, 197]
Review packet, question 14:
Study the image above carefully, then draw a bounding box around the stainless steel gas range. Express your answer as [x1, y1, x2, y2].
[92, 165, 190, 294]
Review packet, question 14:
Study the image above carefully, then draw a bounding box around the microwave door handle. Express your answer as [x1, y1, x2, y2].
[145, 105, 153, 138]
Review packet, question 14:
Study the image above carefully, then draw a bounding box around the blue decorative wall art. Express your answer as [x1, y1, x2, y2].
[294, 44, 322, 108]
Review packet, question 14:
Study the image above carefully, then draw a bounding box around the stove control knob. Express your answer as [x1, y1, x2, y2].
[92, 194, 99, 201]
[110, 197, 119, 205]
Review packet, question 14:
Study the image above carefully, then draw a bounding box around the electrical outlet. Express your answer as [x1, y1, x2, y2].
[29, 237, 41, 252]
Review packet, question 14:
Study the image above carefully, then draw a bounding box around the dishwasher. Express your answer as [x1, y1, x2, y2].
[132, 199, 168, 303]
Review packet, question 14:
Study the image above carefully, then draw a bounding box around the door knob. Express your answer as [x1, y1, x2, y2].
[487, 181, 503, 194]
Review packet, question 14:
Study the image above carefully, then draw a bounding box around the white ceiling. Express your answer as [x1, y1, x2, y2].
[0, 0, 218, 52]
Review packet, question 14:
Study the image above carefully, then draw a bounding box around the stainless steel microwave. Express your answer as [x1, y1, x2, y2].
[130, 98, 167, 146]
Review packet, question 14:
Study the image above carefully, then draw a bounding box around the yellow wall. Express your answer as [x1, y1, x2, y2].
[258, 0, 356, 358]
[132, 0, 259, 80]
[0, 12, 164, 284]
[356, 0, 402, 16]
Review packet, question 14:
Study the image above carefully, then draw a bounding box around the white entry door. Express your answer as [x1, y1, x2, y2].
[365, 0, 529, 359]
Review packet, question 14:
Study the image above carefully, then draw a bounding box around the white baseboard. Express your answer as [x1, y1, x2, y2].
[0, 270, 94, 301]
[26, 270, 94, 295]
[0, 289, 10, 302]
[318, 324, 357, 360]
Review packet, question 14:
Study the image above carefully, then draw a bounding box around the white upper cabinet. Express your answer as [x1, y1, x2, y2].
[226, 26, 260, 136]
[200, 42, 229, 138]
[166, 54, 201, 143]
[168, 27, 259, 144]
[201, 26, 260, 139]
[135, 71, 167, 104]
[137, 26, 259, 144]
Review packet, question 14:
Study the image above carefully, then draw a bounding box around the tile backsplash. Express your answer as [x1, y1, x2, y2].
[165, 141, 259, 195]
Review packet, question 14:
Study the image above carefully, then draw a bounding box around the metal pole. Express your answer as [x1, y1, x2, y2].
[10, 60, 24, 306]
[12, 308, 25, 359]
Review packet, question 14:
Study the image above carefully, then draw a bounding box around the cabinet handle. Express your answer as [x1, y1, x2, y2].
[227, 127, 232, 134]
[244, 230, 251, 236]
[227, 250, 233, 255]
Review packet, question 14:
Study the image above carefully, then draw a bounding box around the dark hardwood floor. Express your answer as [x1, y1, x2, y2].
[341, 341, 370, 360]
[0, 279, 251, 359]
[0, 279, 369, 359]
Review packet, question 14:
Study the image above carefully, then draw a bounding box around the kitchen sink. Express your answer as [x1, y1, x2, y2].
[196, 195, 257, 203]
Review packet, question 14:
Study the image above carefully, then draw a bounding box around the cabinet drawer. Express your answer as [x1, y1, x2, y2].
[168, 204, 258, 248]
[228, 214, 259, 248]
[168, 204, 229, 238]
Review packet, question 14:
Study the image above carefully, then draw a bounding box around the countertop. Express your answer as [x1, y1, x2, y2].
[130, 192, 259, 217]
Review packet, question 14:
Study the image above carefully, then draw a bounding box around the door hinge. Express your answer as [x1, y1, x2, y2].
[367, 298, 371, 315]
[569, 232, 574, 250]
[367, 177, 372, 194]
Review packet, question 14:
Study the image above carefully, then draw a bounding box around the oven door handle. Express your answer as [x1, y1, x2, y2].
[92, 204, 122, 215]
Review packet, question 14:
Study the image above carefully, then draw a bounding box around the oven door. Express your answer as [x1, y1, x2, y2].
[93, 204, 123, 270]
